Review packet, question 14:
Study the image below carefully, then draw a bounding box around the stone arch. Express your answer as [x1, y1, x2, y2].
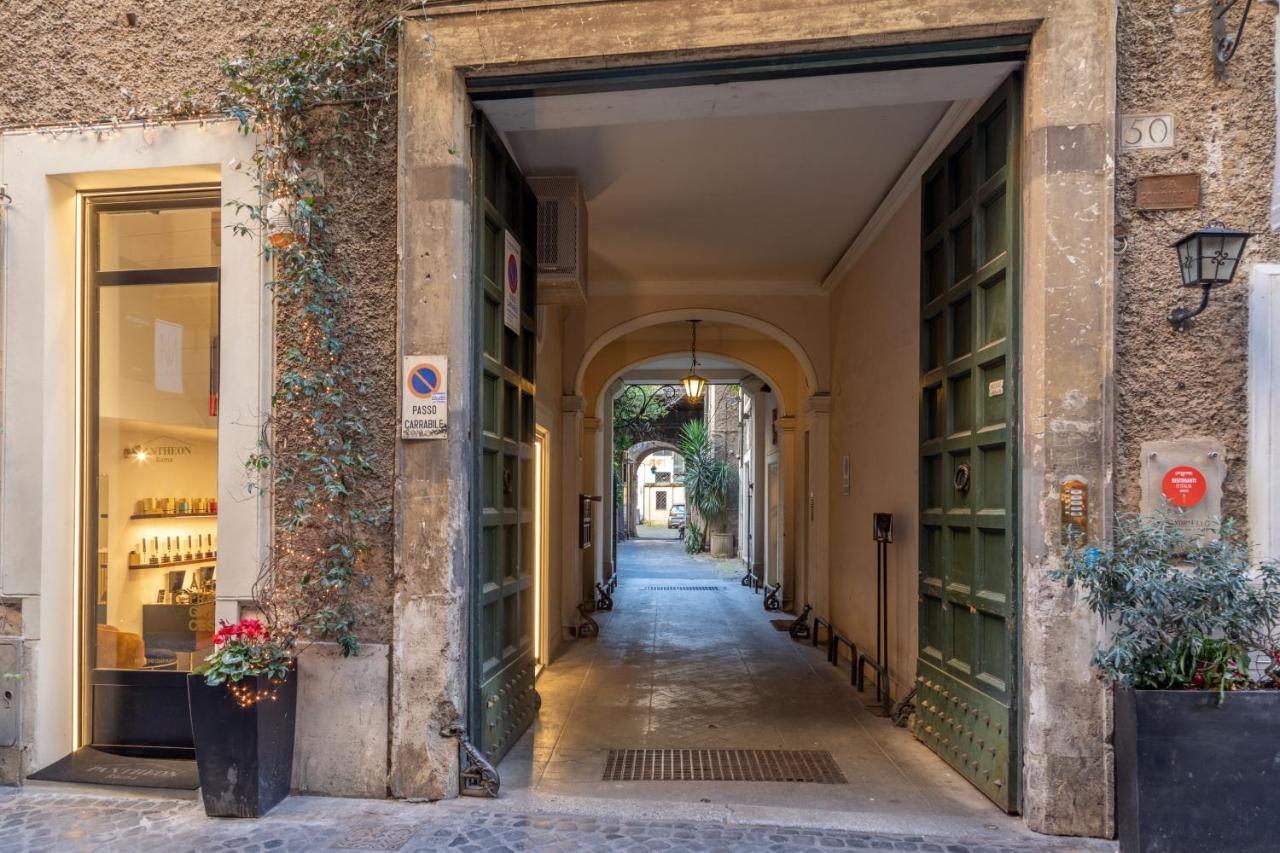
[625, 439, 682, 465]
[573, 308, 820, 400]
[589, 351, 788, 419]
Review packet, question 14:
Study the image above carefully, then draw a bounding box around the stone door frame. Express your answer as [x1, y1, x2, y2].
[395, 0, 1115, 837]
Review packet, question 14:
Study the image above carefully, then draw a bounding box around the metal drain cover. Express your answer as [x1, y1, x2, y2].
[602, 749, 847, 784]
[639, 585, 723, 591]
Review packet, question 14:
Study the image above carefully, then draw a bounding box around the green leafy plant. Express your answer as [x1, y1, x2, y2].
[684, 521, 704, 554]
[214, 19, 401, 659]
[1053, 513, 1280, 697]
[677, 420, 736, 554]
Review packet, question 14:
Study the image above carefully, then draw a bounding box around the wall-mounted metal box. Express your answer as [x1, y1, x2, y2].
[0, 639, 21, 748]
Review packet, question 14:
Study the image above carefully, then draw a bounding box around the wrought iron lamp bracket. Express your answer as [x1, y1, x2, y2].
[1174, 0, 1278, 80]
[1169, 283, 1213, 330]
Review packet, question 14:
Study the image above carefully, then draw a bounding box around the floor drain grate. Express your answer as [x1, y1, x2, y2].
[639, 585, 724, 591]
[602, 749, 847, 784]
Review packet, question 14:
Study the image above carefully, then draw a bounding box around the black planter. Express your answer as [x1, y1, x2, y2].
[187, 671, 297, 818]
[1115, 687, 1280, 852]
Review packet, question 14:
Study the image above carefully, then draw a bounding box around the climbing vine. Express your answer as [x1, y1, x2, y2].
[217, 15, 407, 656]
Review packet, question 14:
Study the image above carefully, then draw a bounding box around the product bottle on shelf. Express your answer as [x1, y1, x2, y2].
[128, 546, 140, 568]
[184, 535, 194, 561]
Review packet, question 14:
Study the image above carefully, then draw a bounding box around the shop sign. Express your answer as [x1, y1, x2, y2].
[1161, 466, 1207, 508]
[1140, 438, 1226, 539]
[503, 230, 521, 333]
[401, 356, 448, 439]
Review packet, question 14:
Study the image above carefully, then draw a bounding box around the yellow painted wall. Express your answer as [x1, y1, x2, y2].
[535, 305, 566, 663]
[826, 189, 921, 699]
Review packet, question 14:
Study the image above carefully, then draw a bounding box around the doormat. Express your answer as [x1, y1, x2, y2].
[769, 619, 794, 631]
[602, 748, 847, 784]
[28, 746, 200, 790]
[639, 585, 723, 591]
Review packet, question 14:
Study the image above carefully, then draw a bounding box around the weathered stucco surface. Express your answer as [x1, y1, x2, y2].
[1115, 0, 1278, 524]
[0, 1, 401, 643]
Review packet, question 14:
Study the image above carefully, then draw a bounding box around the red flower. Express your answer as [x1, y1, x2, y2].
[212, 618, 271, 646]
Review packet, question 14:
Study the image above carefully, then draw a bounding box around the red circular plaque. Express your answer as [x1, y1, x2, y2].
[1161, 466, 1207, 508]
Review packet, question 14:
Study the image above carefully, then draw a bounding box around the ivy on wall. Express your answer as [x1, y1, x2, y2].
[218, 15, 406, 656]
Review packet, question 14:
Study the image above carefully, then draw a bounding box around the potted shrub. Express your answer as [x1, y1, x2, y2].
[1055, 514, 1280, 853]
[189, 618, 297, 818]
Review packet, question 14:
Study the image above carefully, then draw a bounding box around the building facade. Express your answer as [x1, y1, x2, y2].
[1, 0, 1277, 839]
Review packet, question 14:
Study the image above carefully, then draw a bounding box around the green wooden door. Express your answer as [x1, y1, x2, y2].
[915, 76, 1021, 812]
[470, 110, 539, 765]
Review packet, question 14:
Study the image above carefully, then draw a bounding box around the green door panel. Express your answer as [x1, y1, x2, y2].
[916, 75, 1021, 813]
[471, 110, 539, 765]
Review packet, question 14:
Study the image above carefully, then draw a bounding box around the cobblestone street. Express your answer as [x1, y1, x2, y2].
[0, 788, 1114, 852]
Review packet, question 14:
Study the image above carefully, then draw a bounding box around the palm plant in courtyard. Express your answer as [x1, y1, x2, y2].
[677, 420, 736, 554]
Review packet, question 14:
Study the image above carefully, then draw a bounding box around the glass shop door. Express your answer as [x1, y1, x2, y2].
[80, 188, 222, 756]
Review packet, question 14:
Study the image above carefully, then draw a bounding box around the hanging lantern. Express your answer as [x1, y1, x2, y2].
[681, 319, 707, 402]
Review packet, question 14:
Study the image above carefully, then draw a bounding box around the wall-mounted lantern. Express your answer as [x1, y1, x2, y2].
[1169, 221, 1250, 330]
[1173, 0, 1277, 81]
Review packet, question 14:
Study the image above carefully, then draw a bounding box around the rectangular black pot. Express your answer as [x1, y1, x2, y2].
[187, 671, 297, 818]
[1115, 687, 1280, 852]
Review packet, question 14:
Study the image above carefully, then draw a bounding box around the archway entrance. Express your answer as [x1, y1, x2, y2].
[462, 48, 1030, 836]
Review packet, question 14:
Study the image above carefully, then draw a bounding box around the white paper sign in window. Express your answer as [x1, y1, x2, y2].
[154, 320, 184, 394]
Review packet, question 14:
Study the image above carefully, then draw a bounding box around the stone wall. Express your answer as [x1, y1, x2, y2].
[1115, 0, 1278, 524]
[0, 1, 402, 642]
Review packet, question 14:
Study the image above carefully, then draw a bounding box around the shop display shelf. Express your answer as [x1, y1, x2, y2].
[129, 555, 218, 570]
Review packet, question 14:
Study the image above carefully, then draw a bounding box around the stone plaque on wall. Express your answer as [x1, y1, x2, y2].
[1140, 438, 1227, 539]
[1135, 173, 1201, 210]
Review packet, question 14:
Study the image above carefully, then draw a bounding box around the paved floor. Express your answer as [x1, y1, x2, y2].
[0, 540, 1115, 851]
[493, 541, 1089, 846]
[0, 787, 1112, 852]
[633, 525, 681, 540]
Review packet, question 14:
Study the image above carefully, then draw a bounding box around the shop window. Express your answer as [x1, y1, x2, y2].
[82, 188, 221, 750]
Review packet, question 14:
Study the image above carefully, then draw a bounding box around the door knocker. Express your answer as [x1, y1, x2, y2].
[953, 462, 972, 495]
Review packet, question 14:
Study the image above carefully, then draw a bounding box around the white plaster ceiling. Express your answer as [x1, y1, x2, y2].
[479, 63, 1017, 290]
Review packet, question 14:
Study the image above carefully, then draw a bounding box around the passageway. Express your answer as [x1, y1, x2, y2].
[499, 540, 1027, 838]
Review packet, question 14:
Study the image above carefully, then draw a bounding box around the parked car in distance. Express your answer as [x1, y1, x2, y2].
[667, 504, 687, 529]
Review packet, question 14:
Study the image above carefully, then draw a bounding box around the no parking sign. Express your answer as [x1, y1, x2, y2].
[503, 230, 521, 333]
[401, 356, 448, 439]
